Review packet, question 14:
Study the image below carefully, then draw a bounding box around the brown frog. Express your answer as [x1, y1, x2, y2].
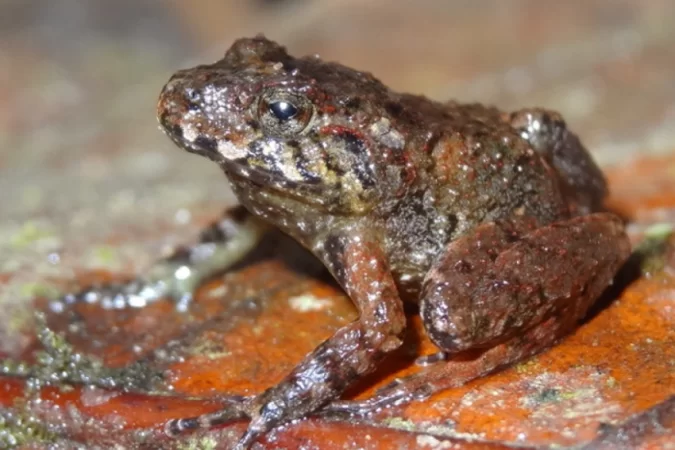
[154, 36, 630, 448]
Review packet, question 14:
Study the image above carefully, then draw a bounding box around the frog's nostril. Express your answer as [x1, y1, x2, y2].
[185, 87, 200, 103]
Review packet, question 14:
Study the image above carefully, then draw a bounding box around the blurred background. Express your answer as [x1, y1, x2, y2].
[1, 0, 675, 330]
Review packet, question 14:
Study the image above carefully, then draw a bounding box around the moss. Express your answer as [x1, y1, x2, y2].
[8, 222, 59, 250]
[18, 282, 61, 300]
[380, 416, 417, 432]
[635, 223, 674, 276]
[0, 408, 57, 448]
[535, 387, 561, 403]
[514, 358, 540, 374]
[177, 435, 219, 450]
[1, 313, 165, 394]
[90, 245, 120, 266]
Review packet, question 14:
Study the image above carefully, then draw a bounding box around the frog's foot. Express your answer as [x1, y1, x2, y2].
[320, 377, 433, 418]
[321, 316, 566, 418]
[165, 395, 251, 436]
[49, 207, 267, 313]
[49, 278, 185, 313]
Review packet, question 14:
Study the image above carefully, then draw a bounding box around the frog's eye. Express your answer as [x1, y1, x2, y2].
[258, 90, 313, 137]
[269, 100, 298, 121]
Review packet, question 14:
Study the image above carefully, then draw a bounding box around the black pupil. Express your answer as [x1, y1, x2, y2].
[269, 101, 298, 121]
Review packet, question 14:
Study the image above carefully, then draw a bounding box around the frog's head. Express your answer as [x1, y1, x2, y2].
[158, 36, 409, 215]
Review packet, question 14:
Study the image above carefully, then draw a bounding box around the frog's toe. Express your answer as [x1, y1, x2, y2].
[164, 397, 250, 437]
[164, 417, 201, 437]
[234, 417, 268, 450]
[415, 351, 448, 366]
[49, 279, 171, 314]
[319, 383, 417, 418]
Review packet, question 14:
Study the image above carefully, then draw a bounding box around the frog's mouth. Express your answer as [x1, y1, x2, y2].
[160, 124, 332, 208]
[219, 159, 337, 210]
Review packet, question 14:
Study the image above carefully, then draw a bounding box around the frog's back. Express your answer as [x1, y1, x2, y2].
[425, 101, 568, 227]
[382, 97, 569, 299]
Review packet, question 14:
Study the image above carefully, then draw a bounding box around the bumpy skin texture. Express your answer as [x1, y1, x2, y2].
[156, 36, 631, 448]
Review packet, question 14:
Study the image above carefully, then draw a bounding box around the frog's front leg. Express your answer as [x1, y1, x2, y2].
[165, 230, 407, 449]
[52, 206, 268, 313]
[324, 213, 630, 416]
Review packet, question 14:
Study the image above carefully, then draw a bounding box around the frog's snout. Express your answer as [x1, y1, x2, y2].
[156, 80, 221, 163]
[156, 78, 185, 135]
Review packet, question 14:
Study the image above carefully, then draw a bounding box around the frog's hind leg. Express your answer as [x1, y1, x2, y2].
[322, 213, 630, 417]
[507, 108, 608, 215]
[323, 315, 568, 417]
[50, 206, 268, 313]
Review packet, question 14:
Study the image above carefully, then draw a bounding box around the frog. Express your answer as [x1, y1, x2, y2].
[28, 36, 630, 449]
[150, 36, 633, 448]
